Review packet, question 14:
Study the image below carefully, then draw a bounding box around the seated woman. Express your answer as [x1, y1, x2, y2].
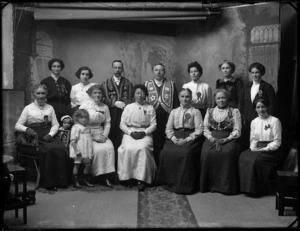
[239, 97, 282, 196]
[70, 66, 96, 115]
[200, 88, 242, 195]
[15, 84, 71, 192]
[156, 88, 203, 194]
[117, 84, 157, 191]
[79, 84, 115, 187]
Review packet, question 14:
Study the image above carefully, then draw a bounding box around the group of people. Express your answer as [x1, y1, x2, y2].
[15, 58, 282, 196]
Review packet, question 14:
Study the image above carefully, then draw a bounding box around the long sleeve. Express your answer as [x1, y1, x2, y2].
[120, 106, 132, 135]
[187, 108, 203, 141]
[15, 103, 59, 136]
[70, 86, 76, 108]
[172, 83, 180, 109]
[236, 78, 244, 113]
[206, 85, 213, 108]
[266, 83, 276, 116]
[49, 108, 59, 137]
[15, 107, 29, 132]
[144, 107, 157, 135]
[103, 105, 111, 137]
[120, 103, 156, 135]
[250, 116, 282, 151]
[250, 120, 258, 151]
[227, 108, 241, 140]
[203, 109, 212, 140]
[265, 119, 281, 151]
[165, 110, 175, 139]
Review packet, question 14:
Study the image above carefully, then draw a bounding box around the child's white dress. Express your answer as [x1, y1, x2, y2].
[69, 123, 93, 159]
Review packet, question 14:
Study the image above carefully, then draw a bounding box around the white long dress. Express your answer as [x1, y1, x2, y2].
[118, 102, 157, 184]
[79, 100, 115, 176]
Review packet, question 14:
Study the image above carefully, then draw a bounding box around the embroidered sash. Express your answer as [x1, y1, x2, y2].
[146, 79, 173, 113]
[103, 77, 132, 107]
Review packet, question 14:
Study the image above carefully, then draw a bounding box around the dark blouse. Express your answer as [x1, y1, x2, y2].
[243, 79, 276, 123]
[216, 77, 244, 112]
[41, 76, 72, 106]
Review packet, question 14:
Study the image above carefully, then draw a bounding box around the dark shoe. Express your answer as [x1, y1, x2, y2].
[83, 175, 94, 187]
[72, 175, 82, 189]
[105, 178, 113, 188]
[138, 182, 146, 192]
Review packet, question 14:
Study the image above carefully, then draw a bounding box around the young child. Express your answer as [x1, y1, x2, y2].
[58, 115, 72, 147]
[60, 115, 72, 131]
[70, 109, 94, 189]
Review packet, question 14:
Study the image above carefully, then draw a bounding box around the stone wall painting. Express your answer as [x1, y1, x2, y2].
[2, 91, 25, 159]
[140, 36, 175, 84]
[35, 31, 53, 80]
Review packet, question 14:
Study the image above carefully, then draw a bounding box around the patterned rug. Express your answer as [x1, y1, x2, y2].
[37, 184, 138, 193]
[138, 186, 198, 228]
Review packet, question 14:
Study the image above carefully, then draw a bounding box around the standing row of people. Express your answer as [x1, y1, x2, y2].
[15, 58, 281, 195]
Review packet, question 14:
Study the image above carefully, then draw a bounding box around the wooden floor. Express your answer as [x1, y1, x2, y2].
[4, 181, 297, 229]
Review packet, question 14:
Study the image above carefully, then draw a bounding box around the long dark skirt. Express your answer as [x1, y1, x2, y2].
[156, 129, 203, 194]
[108, 107, 123, 171]
[239, 142, 279, 195]
[29, 123, 71, 188]
[200, 130, 240, 194]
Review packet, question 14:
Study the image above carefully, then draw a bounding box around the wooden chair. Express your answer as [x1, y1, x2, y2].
[14, 131, 40, 189]
[275, 169, 298, 216]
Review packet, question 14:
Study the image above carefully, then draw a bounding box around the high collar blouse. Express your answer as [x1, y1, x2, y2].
[250, 115, 282, 151]
[165, 105, 203, 142]
[70, 82, 97, 108]
[120, 102, 157, 135]
[15, 100, 59, 137]
[182, 80, 213, 109]
[203, 106, 241, 141]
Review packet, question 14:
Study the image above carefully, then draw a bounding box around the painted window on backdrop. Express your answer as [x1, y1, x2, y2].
[248, 24, 280, 91]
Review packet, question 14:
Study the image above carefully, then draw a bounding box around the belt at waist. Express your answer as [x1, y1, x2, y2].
[28, 122, 51, 127]
[174, 128, 194, 132]
[127, 125, 148, 128]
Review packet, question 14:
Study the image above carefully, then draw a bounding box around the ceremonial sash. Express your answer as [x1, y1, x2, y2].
[145, 79, 173, 113]
[103, 77, 132, 107]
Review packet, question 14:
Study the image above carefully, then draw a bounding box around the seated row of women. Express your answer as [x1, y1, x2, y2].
[15, 83, 282, 195]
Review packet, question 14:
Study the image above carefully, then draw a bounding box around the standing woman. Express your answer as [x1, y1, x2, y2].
[41, 58, 72, 121]
[118, 84, 157, 191]
[216, 60, 244, 112]
[156, 88, 203, 194]
[182, 61, 213, 118]
[70, 66, 96, 115]
[145, 63, 180, 166]
[15, 84, 71, 191]
[200, 89, 242, 195]
[242, 62, 276, 151]
[79, 84, 115, 187]
[239, 97, 282, 196]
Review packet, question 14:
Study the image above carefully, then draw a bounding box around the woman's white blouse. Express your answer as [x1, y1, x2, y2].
[15, 101, 59, 137]
[79, 100, 111, 138]
[250, 115, 282, 151]
[70, 82, 97, 108]
[182, 80, 213, 109]
[120, 102, 157, 135]
[165, 105, 203, 141]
